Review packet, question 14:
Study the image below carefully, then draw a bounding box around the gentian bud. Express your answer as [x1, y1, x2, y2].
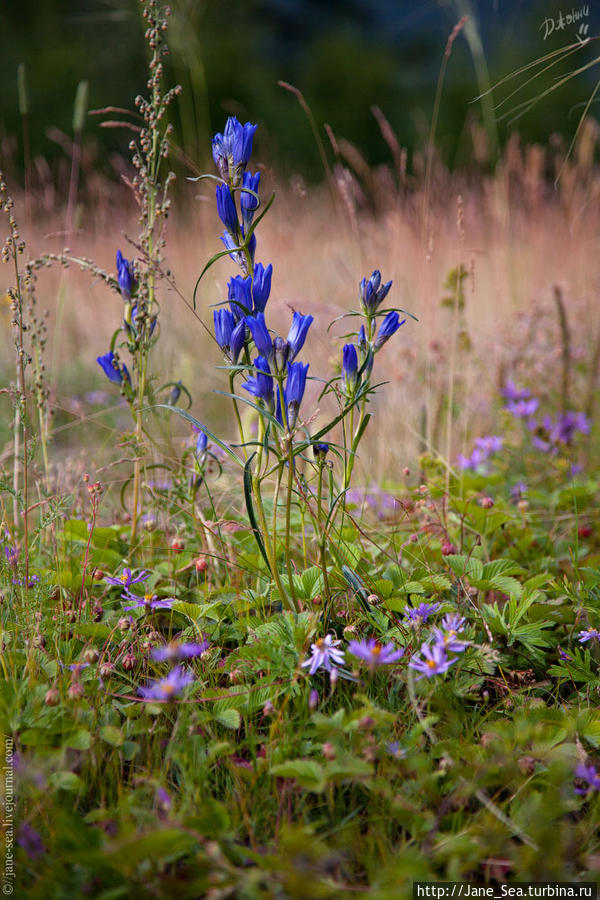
[287, 312, 313, 363]
[359, 269, 392, 315]
[211, 117, 257, 186]
[373, 311, 405, 350]
[215, 183, 239, 234]
[313, 443, 329, 461]
[168, 381, 182, 406]
[341, 344, 358, 397]
[193, 426, 208, 455]
[240, 171, 260, 231]
[116, 250, 135, 299]
[252, 262, 272, 313]
[273, 336, 289, 375]
[284, 361, 309, 430]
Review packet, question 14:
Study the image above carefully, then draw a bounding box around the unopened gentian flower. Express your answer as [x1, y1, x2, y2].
[228, 274, 253, 320]
[574, 762, 600, 796]
[505, 398, 539, 418]
[579, 628, 600, 643]
[403, 601, 440, 625]
[287, 312, 313, 363]
[240, 171, 260, 231]
[313, 442, 329, 461]
[342, 344, 358, 397]
[246, 312, 273, 360]
[116, 250, 135, 299]
[97, 351, 130, 385]
[139, 665, 194, 701]
[242, 355, 274, 411]
[348, 638, 404, 668]
[501, 380, 531, 402]
[374, 311, 405, 351]
[214, 308, 246, 363]
[105, 567, 150, 588]
[359, 270, 392, 316]
[252, 262, 272, 313]
[408, 642, 456, 680]
[282, 361, 309, 430]
[192, 425, 208, 455]
[301, 634, 345, 675]
[151, 640, 210, 662]
[122, 591, 174, 611]
[216, 183, 239, 234]
[212, 116, 257, 185]
[221, 228, 256, 274]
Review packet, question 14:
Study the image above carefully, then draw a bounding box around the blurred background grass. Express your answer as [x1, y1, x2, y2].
[1, 0, 599, 488]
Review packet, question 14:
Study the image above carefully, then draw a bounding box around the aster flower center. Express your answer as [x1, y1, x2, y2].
[160, 682, 176, 697]
[426, 659, 437, 669]
[370, 645, 382, 657]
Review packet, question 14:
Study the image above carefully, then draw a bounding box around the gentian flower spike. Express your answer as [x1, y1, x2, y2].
[97, 351, 130, 385]
[284, 361, 309, 430]
[252, 262, 272, 313]
[241, 171, 261, 231]
[241, 355, 274, 411]
[116, 250, 135, 299]
[341, 344, 358, 397]
[286, 312, 313, 363]
[359, 269, 392, 315]
[374, 311, 405, 350]
[246, 313, 273, 361]
[215, 183, 239, 234]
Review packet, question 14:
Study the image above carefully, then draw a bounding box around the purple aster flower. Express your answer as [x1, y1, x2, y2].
[408, 642, 457, 680]
[348, 638, 404, 668]
[240, 171, 260, 231]
[579, 628, 600, 643]
[122, 590, 174, 611]
[212, 117, 257, 185]
[373, 311, 405, 351]
[97, 351, 130, 385]
[215, 183, 239, 234]
[116, 250, 135, 299]
[241, 355, 274, 411]
[574, 762, 600, 796]
[457, 447, 486, 471]
[246, 312, 273, 361]
[441, 613, 466, 633]
[555, 411, 590, 443]
[4, 544, 18, 566]
[359, 270, 392, 315]
[505, 398, 539, 418]
[474, 435, 503, 455]
[558, 647, 573, 661]
[386, 741, 406, 759]
[139, 665, 194, 701]
[286, 312, 313, 363]
[17, 823, 44, 860]
[403, 602, 440, 625]
[252, 262, 272, 313]
[431, 627, 471, 654]
[301, 635, 345, 675]
[105, 567, 150, 588]
[501, 380, 531, 402]
[151, 639, 210, 662]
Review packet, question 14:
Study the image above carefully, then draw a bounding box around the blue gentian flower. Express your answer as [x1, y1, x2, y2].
[97, 351, 130, 385]
[242, 355, 274, 411]
[116, 250, 135, 299]
[215, 183, 239, 233]
[214, 308, 246, 362]
[252, 262, 272, 313]
[359, 270, 392, 315]
[341, 344, 358, 397]
[228, 275, 253, 321]
[283, 361, 309, 430]
[212, 116, 257, 185]
[246, 312, 273, 361]
[374, 311, 405, 350]
[313, 443, 329, 460]
[241, 171, 260, 231]
[287, 312, 313, 363]
[193, 425, 208, 455]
